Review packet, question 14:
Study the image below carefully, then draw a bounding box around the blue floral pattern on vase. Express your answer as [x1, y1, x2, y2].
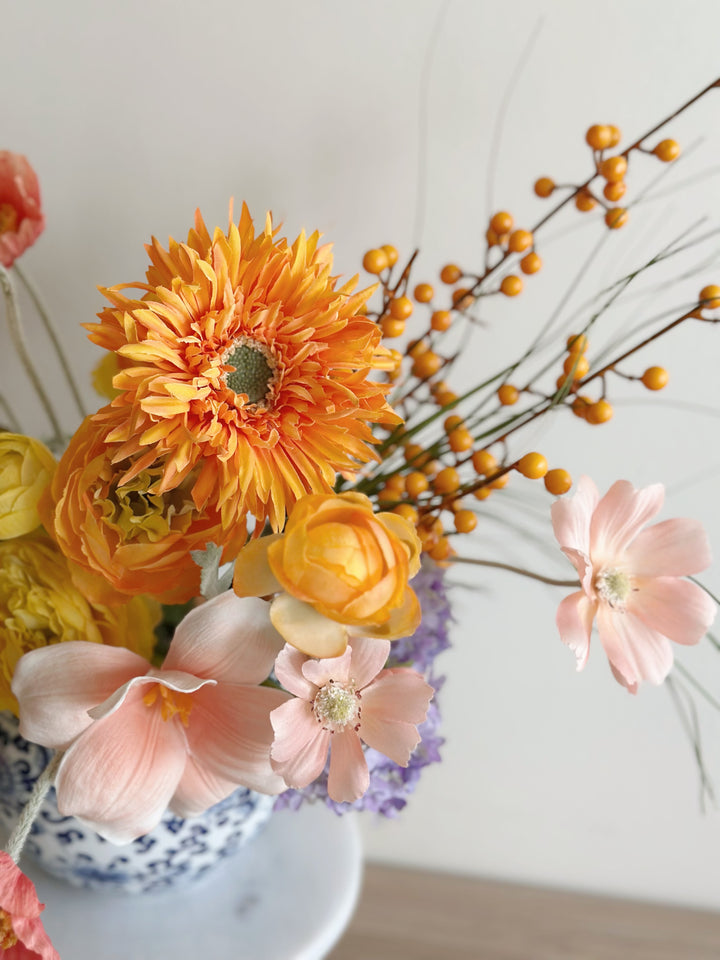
[0, 711, 274, 894]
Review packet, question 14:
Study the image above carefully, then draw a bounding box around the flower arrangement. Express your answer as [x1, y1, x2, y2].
[0, 70, 719, 954]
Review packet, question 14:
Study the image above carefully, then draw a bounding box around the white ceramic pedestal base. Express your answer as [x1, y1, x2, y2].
[25, 804, 362, 960]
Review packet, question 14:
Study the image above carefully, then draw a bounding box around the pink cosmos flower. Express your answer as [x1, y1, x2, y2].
[0, 153, 44, 268]
[0, 851, 59, 959]
[552, 476, 715, 693]
[270, 637, 434, 802]
[12, 593, 290, 843]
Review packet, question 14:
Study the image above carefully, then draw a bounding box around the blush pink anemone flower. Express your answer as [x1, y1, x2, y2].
[0, 851, 59, 959]
[0, 153, 44, 268]
[552, 476, 715, 693]
[12, 593, 290, 843]
[270, 636, 434, 802]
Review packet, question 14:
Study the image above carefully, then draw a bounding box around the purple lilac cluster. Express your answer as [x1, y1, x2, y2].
[274, 558, 452, 817]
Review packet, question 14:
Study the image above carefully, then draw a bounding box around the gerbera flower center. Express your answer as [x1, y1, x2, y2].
[596, 567, 633, 610]
[143, 683, 194, 727]
[0, 203, 18, 236]
[313, 680, 360, 733]
[0, 909, 18, 949]
[223, 337, 278, 406]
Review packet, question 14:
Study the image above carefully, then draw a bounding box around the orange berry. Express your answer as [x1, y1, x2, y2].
[472, 449, 497, 475]
[486, 227, 504, 248]
[381, 317, 405, 338]
[491, 472, 510, 489]
[699, 285, 720, 309]
[440, 263, 462, 284]
[414, 282, 434, 303]
[497, 384, 519, 405]
[544, 468, 572, 496]
[381, 244, 399, 267]
[599, 156, 627, 182]
[404, 443, 425, 464]
[534, 177, 555, 198]
[556, 373, 571, 391]
[412, 351, 443, 379]
[429, 537, 452, 561]
[435, 388, 458, 407]
[607, 125, 621, 148]
[605, 207, 629, 230]
[389, 295, 413, 320]
[508, 229, 533, 253]
[433, 466, 461, 495]
[500, 275, 523, 297]
[393, 503, 418, 524]
[431, 310, 452, 332]
[563, 353, 589, 379]
[603, 180, 626, 202]
[363, 248, 389, 274]
[571, 395, 592, 419]
[473, 486, 492, 501]
[641, 366, 669, 391]
[452, 287, 474, 310]
[516, 452, 548, 479]
[575, 189, 596, 212]
[652, 139, 681, 162]
[490, 211, 514, 234]
[423, 459, 442, 477]
[566, 333, 588, 354]
[520, 252, 542, 275]
[448, 428, 474, 453]
[454, 509, 477, 534]
[585, 124, 613, 150]
[385, 473, 406, 493]
[586, 399, 614, 424]
[405, 471, 430, 498]
[407, 339, 428, 358]
[444, 414, 464, 432]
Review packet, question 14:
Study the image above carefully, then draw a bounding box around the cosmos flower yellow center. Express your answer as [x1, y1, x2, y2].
[223, 337, 278, 407]
[0, 909, 18, 949]
[313, 680, 360, 733]
[0, 203, 18, 236]
[596, 567, 632, 610]
[143, 684, 194, 726]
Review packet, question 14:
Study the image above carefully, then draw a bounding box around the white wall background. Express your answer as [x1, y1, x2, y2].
[3, 0, 720, 909]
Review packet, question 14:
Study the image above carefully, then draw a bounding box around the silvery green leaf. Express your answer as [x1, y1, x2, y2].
[190, 542, 235, 600]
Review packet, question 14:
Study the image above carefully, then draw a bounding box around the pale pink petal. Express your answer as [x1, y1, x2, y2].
[551, 475, 599, 556]
[610, 662, 638, 695]
[270, 698, 322, 763]
[13, 642, 150, 749]
[556, 591, 598, 671]
[359, 716, 421, 766]
[164, 593, 283, 684]
[359, 668, 434, 725]
[55, 686, 188, 844]
[302, 646, 353, 687]
[0, 851, 43, 917]
[347, 636, 391, 690]
[272, 725, 330, 789]
[630, 577, 716, 646]
[327, 729, 369, 802]
[597, 604, 673, 689]
[559, 547, 593, 592]
[625, 518, 712, 577]
[274, 644, 317, 700]
[169, 757, 241, 819]
[184, 683, 290, 794]
[590, 480, 664, 565]
[12, 915, 60, 959]
[270, 593, 348, 659]
[87, 671, 215, 723]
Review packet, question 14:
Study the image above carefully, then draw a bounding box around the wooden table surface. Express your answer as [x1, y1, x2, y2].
[330, 864, 720, 960]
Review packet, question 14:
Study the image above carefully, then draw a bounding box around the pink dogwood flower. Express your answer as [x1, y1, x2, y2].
[12, 593, 290, 843]
[270, 637, 434, 802]
[0, 153, 44, 268]
[552, 476, 715, 692]
[0, 851, 59, 959]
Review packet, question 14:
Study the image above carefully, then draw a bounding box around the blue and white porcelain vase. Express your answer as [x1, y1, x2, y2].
[0, 711, 274, 894]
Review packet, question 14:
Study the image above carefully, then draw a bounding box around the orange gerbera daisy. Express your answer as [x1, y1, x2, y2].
[86, 204, 400, 532]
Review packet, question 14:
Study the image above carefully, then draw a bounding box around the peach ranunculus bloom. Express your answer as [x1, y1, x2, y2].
[233, 492, 422, 659]
[0, 152, 44, 269]
[552, 476, 715, 693]
[39, 410, 247, 605]
[0, 851, 59, 959]
[270, 637, 434, 802]
[0, 434, 56, 541]
[12, 592, 290, 844]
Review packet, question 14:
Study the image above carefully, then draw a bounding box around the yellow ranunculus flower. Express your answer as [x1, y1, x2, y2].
[0, 531, 159, 714]
[0, 434, 56, 540]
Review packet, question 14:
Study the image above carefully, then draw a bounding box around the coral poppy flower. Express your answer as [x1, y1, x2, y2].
[270, 637, 434, 802]
[13, 592, 290, 843]
[0, 852, 59, 959]
[0, 152, 44, 268]
[84, 204, 400, 532]
[552, 476, 715, 692]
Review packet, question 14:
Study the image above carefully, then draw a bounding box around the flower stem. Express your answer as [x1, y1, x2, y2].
[5, 750, 64, 864]
[0, 265, 64, 448]
[13, 263, 88, 420]
[450, 556, 580, 588]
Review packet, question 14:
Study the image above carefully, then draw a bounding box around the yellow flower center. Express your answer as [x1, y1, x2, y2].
[223, 337, 278, 407]
[143, 683, 194, 726]
[596, 567, 633, 610]
[0, 203, 18, 236]
[0, 909, 18, 949]
[313, 680, 360, 733]
[99, 466, 196, 543]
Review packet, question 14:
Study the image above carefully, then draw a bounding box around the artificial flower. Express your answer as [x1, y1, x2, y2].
[91, 351, 122, 401]
[0, 152, 44, 269]
[39, 411, 247, 604]
[13, 592, 289, 843]
[84, 204, 400, 533]
[0, 852, 59, 959]
[0, 434, 56, 541]
[233, 492, 422, 658]
[0, 531, 158, 714]
[270, 636, 433, 803]
[552, 476, 715, 692]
